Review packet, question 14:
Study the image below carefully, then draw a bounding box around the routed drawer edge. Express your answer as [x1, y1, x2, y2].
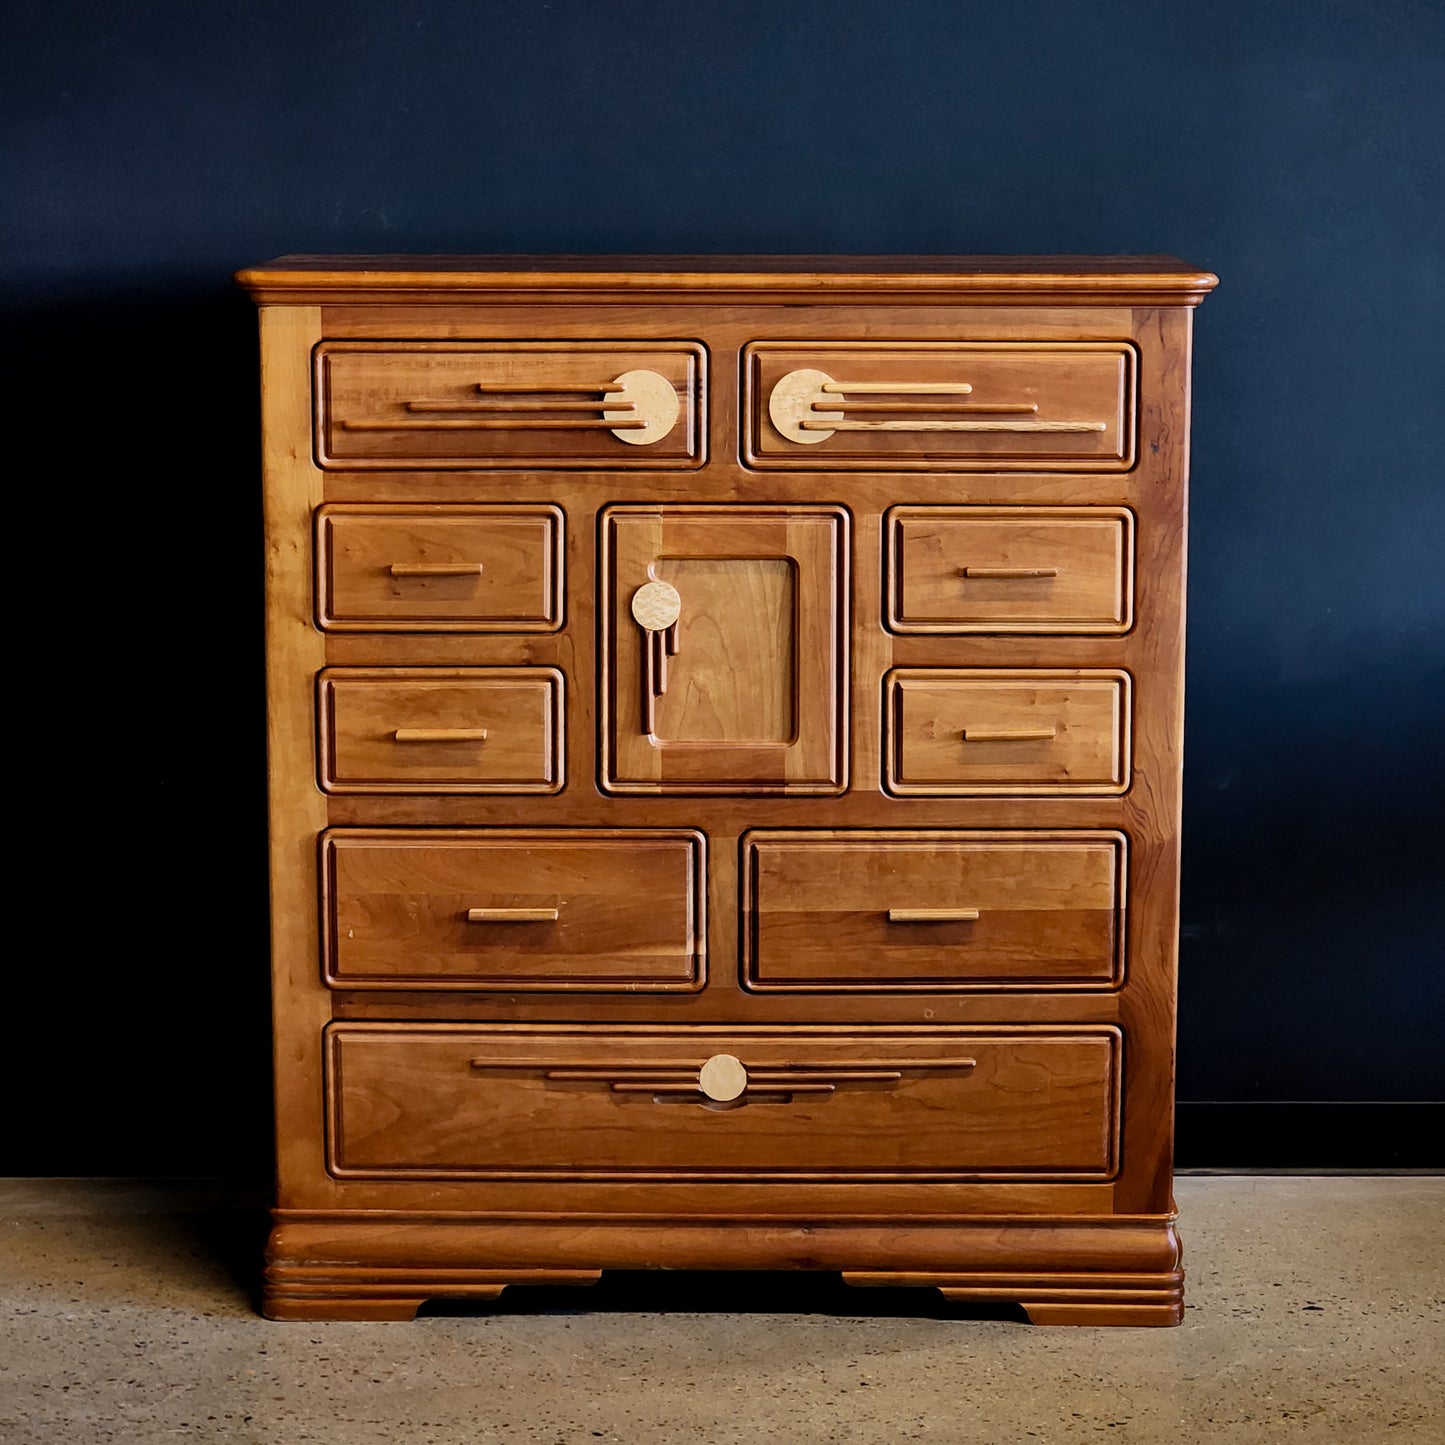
[743, 341, 1138, 472]
[317, 667, 565, 795]
[315, 504, 565, 633]
[741, 828, 1127, 992]
[315, 340, 707, 470]
[884, 668, 1133, 797]
[885, 506, 1136, 635]
[324, 1024, 1122, 1182]
[321, 827, 707, 992]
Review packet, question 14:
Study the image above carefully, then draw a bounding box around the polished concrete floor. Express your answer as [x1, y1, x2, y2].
[1, 1176, 1440, 1443]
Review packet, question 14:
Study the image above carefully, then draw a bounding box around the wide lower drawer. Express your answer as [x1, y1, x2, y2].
[746, 341, 1135, 470]
[886, 506, 1134, 634]
[885, 669, 1131, 795]
[315, 505, 563, 632]
[316, 341, 703, 468]
[325, 1025, 1122, 1181]
[322, 829, 706, 991]
[318, 668, 564, 794]
[743, 830, 1125, 991]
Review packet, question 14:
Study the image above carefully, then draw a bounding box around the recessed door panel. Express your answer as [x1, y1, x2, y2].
[601, 507, 848, 794]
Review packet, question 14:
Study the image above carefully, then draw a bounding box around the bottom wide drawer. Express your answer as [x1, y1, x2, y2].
[326, 1025, 1121, 1182]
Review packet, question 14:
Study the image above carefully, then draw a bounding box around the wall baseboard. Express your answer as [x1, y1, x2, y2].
[1175, 1101, 1444, 1170]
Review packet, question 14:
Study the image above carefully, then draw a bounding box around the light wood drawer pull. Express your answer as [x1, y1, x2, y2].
[771, 367, 1111, 443]
[474, 382, 626, 395]
[820, 381, 975, 395]
[406, 399, 633, 412]
[393, 727, 489, 743]
[961, 727, 1058, 742]
[341, 371, 675, 445]
[388, 562, 484, 577]
[343, 417, 646, 431]
[834, 402, 1037, 414]
[887, 908, 981, 924]
[800, 419, 1106, 433]
[466, 907, 560, 923]
[959, 566, 1059, 579]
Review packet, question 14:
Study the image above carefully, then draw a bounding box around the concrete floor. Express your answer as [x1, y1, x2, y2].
[1, 1178, 1440, 1444]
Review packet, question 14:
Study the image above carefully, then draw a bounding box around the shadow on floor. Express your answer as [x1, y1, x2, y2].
[421, 1272, 1026, 1322]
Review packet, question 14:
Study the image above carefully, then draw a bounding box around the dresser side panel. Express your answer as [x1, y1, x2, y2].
[260, 304, 332, 1206]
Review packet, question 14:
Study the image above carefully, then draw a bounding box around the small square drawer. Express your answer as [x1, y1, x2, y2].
[316, 341, 704, 469]
[316, 505, 563, 632]
[324, 1024, 1121, 1180]
[743, 830, 1125, 991]
[318, 667, 563, 794]
[885, 669, 1131, 796]
[745, 342, 1135, 470]
[322, 829, 705, 992]
[886, 507, 1134, 634]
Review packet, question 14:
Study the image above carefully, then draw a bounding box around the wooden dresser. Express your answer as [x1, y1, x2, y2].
[239, 256, 1215, 1325]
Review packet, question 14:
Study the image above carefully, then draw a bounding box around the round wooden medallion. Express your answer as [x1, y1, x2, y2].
[604, 368, 681, 445]
[768, 367, 843, 443]
[630, 580, 682, 631]
[698, 1053, 748, 1103]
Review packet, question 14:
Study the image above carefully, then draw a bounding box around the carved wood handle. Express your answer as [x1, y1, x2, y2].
[632, 581, 682, 735]
[961, 727, 1058, 742]
[389, 562, 484, 577]
[802, 419, 1106, 433]
[887, 908, 981, 923]
[343, 370, 678, 443]
[958, 566, 1059, 580]
[770, 367, 1105, 443]
[473, 1054, 977, 1106]
[393, 727, 489, 743]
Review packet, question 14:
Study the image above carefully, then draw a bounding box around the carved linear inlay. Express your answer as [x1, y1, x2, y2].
[770, 367, 1107, 443]
[342, 369, 680, 443]
[469, 1053, 977, 1107]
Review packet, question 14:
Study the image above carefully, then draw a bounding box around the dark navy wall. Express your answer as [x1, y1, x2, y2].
[5, 0, 1441, 1172]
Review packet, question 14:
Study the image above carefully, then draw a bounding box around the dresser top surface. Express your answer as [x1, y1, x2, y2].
[237, 255, 1217, 306]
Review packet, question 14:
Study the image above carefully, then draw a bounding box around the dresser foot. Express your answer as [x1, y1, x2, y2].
[263, 1293, 431, 1321]
[844, 1269, 1184, 1327]
[263, 1228, 606, 1321]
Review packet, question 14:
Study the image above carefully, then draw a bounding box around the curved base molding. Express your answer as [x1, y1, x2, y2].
[264, 1213, 1183, 1325]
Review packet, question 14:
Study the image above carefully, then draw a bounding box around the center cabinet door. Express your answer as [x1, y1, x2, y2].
[602, 506, 848, 793]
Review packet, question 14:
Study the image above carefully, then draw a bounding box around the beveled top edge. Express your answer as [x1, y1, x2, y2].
[235, 254, 1218, 305]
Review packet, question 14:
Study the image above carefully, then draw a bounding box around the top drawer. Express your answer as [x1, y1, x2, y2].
[745, 342, 1136, 471]
[316, 341, 705, 469]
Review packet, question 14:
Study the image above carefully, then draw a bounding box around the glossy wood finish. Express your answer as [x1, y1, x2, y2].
[322, 829, 706, 991]
[316, 505, 563, 632]
[243, 255, 1213, 1326]
[885, 669, 1131, 796]
[886, 506, 1133, 634]
[742, 830, 1124, 991]
[326, 1024, 1120, 1181]
[317, 341, 704, 468]
[318, 667, 564, 793]
[601, 506, 848, 794]
[746, 342, 1134, 469]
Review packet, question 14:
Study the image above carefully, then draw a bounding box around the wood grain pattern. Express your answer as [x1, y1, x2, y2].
[742, 830, 1124, 990]
[887, 506, 1133, 634]
[316, 341, 703, 468]
[746, 342, 1135, 469]
[243, 255, 1209, 1325]
[325, 1024, 1121, 1181]
[601, 506, 848, 794]
[318, 667, 563, 793]
[885, 669, 1131, 795]
[322, 828, 706, 992]
[316, 505, 563, 632]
